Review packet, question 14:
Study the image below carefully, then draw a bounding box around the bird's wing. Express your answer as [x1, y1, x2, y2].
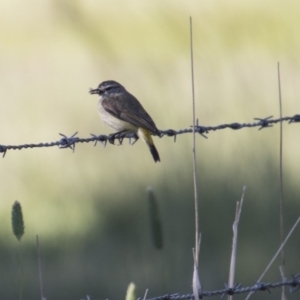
[102, 93, 160, 135]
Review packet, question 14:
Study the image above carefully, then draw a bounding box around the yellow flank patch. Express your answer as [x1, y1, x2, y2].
[138, 128, 154, 146]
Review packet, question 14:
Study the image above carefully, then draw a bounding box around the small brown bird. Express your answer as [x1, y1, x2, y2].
[89, 80, 160, 162]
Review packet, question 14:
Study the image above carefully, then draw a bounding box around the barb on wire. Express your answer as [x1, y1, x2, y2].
[141, 273, 300, 300]
[0, 114, 299, 157]
[254, 116, 274, 130]
[58, 132, 79, 152]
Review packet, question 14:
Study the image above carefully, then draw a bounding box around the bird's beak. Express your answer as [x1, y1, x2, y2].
[89, 88, 99, 95]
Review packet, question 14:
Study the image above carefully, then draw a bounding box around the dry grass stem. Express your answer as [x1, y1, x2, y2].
[142, 289, 149, 300]
[125, 283, 136, 300]
[277, 62, 286, 300]
[36, 235, 46, 300]
[190, 16, 201, 300]
[245, 215, 300, 300]
[227, 186, 246, 300]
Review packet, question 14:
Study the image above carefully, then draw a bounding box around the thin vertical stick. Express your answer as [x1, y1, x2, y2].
[245, 216, 300, 300]
[36, 235, 45, 300]
[19, 241, 23, 300]
[277, 62, 286, 300]
[227, 186, 246, 300]
[142, 289, 148, 300]
[190, 16, 201, 300]
[190, 16, 199, 266]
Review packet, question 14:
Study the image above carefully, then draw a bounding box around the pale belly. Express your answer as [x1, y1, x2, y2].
[98, 102, 138, 133]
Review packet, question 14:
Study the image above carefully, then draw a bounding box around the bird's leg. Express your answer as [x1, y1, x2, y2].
[108, 130, 127, 145]
[130, 134, 139, 145]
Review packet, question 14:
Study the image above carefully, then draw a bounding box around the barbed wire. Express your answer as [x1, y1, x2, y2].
[0, 114, 299, 158]
[142, 273, 300, 300]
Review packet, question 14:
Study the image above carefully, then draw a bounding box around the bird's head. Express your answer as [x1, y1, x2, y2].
[89, 80, 125, 96]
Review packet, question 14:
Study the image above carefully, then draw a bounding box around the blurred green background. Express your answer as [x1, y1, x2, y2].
[1, 0, 300, 299]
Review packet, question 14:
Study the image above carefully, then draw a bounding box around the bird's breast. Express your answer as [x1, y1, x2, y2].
[97, 99, 138, 133]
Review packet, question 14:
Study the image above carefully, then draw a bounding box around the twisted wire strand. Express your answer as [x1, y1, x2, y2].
[143, 273, 300, 300]
[0, 114, 299, 157]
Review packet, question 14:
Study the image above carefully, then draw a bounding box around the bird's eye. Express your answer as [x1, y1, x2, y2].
[104, 86, 114, 93]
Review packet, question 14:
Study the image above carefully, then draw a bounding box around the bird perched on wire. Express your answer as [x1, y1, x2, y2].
[89, 80, 161, 162]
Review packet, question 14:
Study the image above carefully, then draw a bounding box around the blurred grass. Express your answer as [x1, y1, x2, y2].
[1, 0, 300, 299]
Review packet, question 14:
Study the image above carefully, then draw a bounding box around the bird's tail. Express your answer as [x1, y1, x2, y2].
[138, 128, 160, 163]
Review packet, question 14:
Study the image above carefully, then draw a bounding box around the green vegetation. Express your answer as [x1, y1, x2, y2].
[1, 0, 300, 299]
